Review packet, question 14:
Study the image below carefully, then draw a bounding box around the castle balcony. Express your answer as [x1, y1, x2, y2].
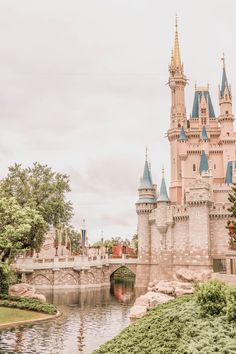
[209, 144, 222, 154]
[172, 205, 189, 222]
[210, 202, 231, 219]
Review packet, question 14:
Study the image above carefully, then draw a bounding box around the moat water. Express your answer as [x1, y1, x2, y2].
[0, 280, 144, 354]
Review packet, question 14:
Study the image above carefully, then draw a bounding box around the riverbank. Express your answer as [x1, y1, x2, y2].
[94, 294, 236, 354]
[0, 307, 61, 330]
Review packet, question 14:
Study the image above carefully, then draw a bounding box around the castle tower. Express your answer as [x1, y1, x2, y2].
[168, 18, 187, 204]
[218, 56, 236, 176]
[156, 168, 170, 250]
[136, 150, 156, 264]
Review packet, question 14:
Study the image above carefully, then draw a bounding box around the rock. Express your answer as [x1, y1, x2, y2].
[175, 287, 194, 296]
[9, 283, 46, 303]
[129, 305, 147, 319]
[175, 268, 212, 283]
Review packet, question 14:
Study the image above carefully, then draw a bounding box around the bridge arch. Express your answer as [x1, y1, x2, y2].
[109, 265, 136, 283]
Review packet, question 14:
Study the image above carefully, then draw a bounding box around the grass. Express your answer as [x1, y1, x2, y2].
[94, 295, 236, 354]
[0, 307, 50, 325]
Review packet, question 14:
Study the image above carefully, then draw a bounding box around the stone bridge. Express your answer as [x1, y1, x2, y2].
[14, 255, 138, 290]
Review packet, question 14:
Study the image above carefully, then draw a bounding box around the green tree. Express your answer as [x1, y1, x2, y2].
[0, 163, 73, 253]
[228, 183, 236, 244]
[67, 226, 81, 254]
[0, 197, 46, 263]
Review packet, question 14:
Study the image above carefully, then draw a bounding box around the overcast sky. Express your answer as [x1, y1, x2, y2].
[0, 0, 235, 243]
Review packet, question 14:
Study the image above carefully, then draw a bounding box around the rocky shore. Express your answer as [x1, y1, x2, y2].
[130, 268, 212, 319]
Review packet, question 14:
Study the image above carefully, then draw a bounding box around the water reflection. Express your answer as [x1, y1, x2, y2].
[0, 281, 145, 354]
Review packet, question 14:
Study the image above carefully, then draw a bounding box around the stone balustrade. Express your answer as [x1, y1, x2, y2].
[14, 254, 138, 272]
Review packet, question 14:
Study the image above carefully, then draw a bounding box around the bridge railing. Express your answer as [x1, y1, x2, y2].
[14, 254, 109, 271]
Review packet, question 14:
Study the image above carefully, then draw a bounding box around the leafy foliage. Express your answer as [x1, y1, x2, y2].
[0, 163, 73, 263]
[195, 279, 227, 316]
[0, 263, 16, 294]
[94, 295, 236, 354]
[0, 162, 73, 226]
[226, 286, 236, 321]
[0, 197, 46, 263]
[0, 294, 57, 315]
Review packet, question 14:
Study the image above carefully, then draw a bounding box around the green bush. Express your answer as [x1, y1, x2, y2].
[0, 295, 57, 315]
[195, 279, 227, 316]
[0, 262, 16, 294]
[226, 286, 236, 321]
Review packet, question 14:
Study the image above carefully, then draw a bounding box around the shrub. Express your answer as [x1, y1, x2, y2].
[226, 286, 236, 321]
[0, 262, 16, 294]
[195, 279, 227, 316]
[0, 295, 57, 315]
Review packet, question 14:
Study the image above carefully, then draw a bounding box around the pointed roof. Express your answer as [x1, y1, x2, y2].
[226, 161, 233, 184]
[173, 16, 181, 68]
[157, 168, 169, 202]
[220, 55, 230, 98]
[139, 153, 153, 189]
[192, 90, 215, 118]
[178, 126, 187, 141]
[201, 126, 208, 141]
[199, 150, 209, 174]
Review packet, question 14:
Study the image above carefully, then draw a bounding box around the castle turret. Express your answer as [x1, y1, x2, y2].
[156, 168, 170, 250]
[168, 17, 187, 204]
[136, 151, 156, 264]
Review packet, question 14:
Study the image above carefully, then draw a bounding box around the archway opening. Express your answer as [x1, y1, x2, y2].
[110, 266, 136, 303]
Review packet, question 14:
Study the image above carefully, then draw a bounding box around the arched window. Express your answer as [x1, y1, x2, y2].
[193, 164, 196, 172]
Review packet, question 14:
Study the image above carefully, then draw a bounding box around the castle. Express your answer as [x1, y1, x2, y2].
[135, 20, 236, 287]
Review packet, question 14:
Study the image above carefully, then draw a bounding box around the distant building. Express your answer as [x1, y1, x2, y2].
[136, 19, 235, 286]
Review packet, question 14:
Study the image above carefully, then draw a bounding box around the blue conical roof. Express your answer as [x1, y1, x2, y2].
[139, 160, 153, 189]
[192, 90, 215, 118]
[201, 126, 208, 141]
[221, 66, 229, 98]
[157, 174, 169, 202]
[178, 126, 187, 141]
[226, 161, 233, 185]
[199, 150, 209, 174]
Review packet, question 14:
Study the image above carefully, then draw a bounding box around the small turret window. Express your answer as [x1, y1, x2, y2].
[201, 108, 206, 114]
[193, 164, 196, 172]
[214, 164, 216, 169]
[226, 110, 229, 115]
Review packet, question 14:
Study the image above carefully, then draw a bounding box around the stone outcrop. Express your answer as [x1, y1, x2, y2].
[175, 268, 212, 283]
[130, 291, 174, 319]
[9, 283, 46, 302]
[129, 269, 210, 319]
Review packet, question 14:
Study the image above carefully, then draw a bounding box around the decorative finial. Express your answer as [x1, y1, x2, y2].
[162, 165, 165, 178]
[221, 52, 225, 68]
[145, 146, 148, 161]
[195, 82, 197, 90]
[175, 14, 178, 30]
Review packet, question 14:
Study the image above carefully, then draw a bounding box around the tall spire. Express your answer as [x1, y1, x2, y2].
[139, 149, 153, 189]
[220, 53, 230, 98]
[157, 167, 169, 202]
[173, 15, 181, 68]
[199, 150, 209, 174]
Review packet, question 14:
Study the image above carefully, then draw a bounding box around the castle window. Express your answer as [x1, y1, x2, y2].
[201, 108, 206, 114]
[214, 164, 216, 169]
[227, 132, 230, 136]
[226, 110, 229, 115]
[193, 164, 196, 172]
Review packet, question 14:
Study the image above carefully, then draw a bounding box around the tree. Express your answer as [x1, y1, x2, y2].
[0, 197, 46, 263]
[131, 234, 138, 254]
[0, 163, 73, 254]
[228, 183, 236, 245]
[67, 226, 81, 254]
